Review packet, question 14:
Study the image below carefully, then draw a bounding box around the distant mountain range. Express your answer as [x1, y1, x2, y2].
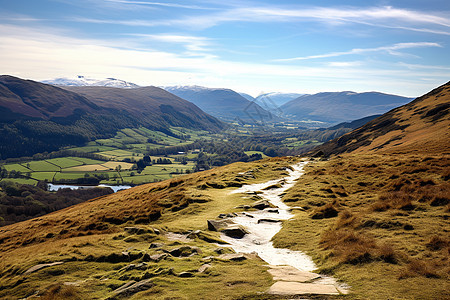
[316, 81, 450, 155]
[164, 86, 275, 124]
[42, 76, 140, 89]
[280, 92, 412, 125]
[0, 76, 223, 159]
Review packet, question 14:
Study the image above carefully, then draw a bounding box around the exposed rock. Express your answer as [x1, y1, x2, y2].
[207, 219, 235, 231]
[268, 281, 339, 295]
[257, 218, 281, 224]
[149, 242, 164, 249]
[111, 279, 155, 297]
[218, 253, 247, 261]
[186, 230, 202, 239]
[218, 213, 237, 219]
[178, 271, 195, 278]
[121, 262, 148, 272]
[243, 212, 254, 218]
[144, 253, 168, 262]
[235, 205, 251, 210]
[198, 264, 212, 273]
[263, 183, 282, 190]
[164, 246, 201, 257]
[24, 262, 64, 275]
[266, 209, 279, 213]
[252, 200, 272, 210]
[220, 225, 248, 239]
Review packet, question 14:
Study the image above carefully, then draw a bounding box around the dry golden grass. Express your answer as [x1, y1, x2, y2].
[274, 153, 449, 299]
[0, 156, 299, 299]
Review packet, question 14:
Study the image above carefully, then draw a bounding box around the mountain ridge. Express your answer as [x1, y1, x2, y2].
[315, 81, 450, 155]
[280, 91, 412, 125]
[42, 76, 139, 89]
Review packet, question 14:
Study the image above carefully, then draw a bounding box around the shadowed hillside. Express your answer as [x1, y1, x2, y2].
[0, 76, 223, 159]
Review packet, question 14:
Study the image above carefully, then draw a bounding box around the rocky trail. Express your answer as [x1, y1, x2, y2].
[208, 161, 349, 297]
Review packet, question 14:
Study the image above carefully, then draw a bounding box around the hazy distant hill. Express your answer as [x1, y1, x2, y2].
[316, 82, 450, 155]
[281, 91, 412, 125]
[0, 76, 223, 159]
[42, 76, 139, 89]
[256, 92, 305, 107]
[164, 86, 275, 124]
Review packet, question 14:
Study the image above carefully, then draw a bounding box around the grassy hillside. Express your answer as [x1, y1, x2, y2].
[270, 82, 449, 299]
[316, 81, 450, 155]
[0, 76, 223, 159]
[274, 154, 449, 299]
[0, 157, 299, 299]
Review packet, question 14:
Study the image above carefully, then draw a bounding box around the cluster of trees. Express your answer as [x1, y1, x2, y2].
[0, 181, 114, 226]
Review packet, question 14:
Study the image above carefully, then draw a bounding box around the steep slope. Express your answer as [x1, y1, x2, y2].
[280, 91, 411, 125]
[272, 82, 450, 299]
[164, 86, 274, 124]
[0, 76, 223, 159]
[42, 75, 139, 88]
[317, 81, 450, 155]
[0, 75, 100, 120]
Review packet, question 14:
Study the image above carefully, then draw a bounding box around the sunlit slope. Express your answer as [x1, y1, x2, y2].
[0, 157, 298, 299]
[317, 81, 450, 155]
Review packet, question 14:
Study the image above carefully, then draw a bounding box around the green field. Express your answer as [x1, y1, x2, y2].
[30, 172, 57, 181]
[27, 161, 61, 172]
[3, 164, 31, 172]
[46, 157, 84, 168]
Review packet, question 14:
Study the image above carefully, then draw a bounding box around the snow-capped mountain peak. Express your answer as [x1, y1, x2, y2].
[42, 76, 140, 88]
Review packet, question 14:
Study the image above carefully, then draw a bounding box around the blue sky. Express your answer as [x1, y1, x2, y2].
[0, 0, 449, 97]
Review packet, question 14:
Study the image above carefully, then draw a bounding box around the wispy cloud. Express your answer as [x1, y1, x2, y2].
[70, 5, 450, 36]
[273, 42, 442, 62]
[101, 0, 214, 10]
[128, 33, 214, 53]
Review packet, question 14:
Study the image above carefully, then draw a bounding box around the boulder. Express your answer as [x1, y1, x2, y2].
[207, 219, 235, 231]
[252, 200, 271, 210]
[220, 225, 248, 239]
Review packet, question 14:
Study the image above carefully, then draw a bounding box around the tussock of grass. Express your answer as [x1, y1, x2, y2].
[275, 153, 449, 299]
[0, 156, 296, 299]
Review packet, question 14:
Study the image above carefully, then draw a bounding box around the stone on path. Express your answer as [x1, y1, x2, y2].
[207, 219, 234, 231]
[268, 281, 339, 295]
[267, 265, 320, 282]
[220, 225, 248, 238]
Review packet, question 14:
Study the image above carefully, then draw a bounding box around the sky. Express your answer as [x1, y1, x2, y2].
[0, 0, 449, 97]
